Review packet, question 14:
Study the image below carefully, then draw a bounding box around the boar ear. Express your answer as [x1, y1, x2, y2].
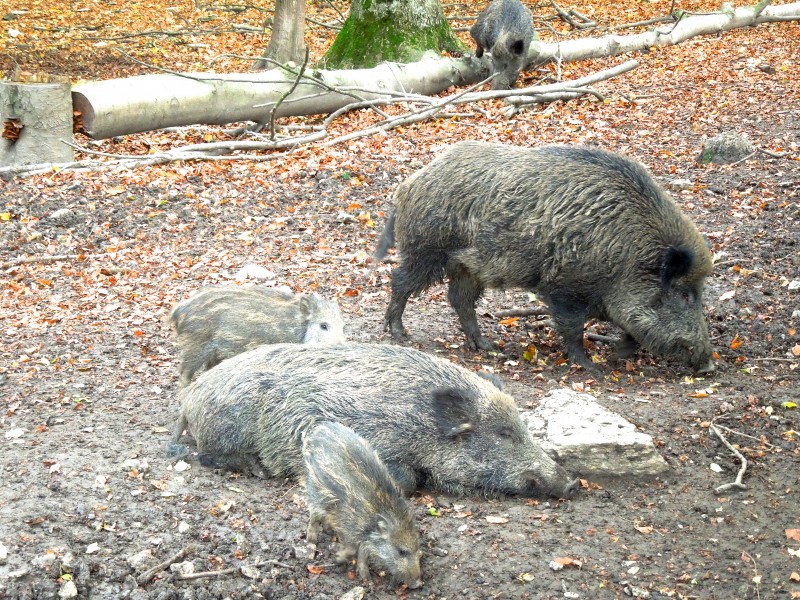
[432, 388, 475, 439]
[509, 39, 526, 56]
[660, 247, 695, 287]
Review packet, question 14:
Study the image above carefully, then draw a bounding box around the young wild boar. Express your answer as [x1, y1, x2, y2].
[470, 0, 535, 89]
[169, 285, 345, 387]
[375, 142, 715, 374]
[303, 421, 423, 589]
[168, 342, 578, 499]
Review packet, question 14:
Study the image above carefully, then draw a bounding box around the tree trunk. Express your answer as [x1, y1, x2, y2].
[253, 0, 307, 70]
[322, 0, 465, 69]
[72, 54, 478, 139]
[0, 81, 74, 167]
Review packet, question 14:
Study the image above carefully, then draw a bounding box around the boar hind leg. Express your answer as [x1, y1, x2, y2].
[548, 294, 597, 372]
[447, 269, 490, 350]
[198, 451, 267, 478]
[612, 333, 639, 360]
[385, 258, 445, 339]
[306, 510, 325, 544]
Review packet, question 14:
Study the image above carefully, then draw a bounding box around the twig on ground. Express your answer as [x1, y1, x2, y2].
[137, 545, 195, 586]
[713, 423, 775, 450]
[750, 357, 796, 363]
[173, 567, 238, 581]
[742, 550, 762, 600]
[494, 306, 550, 318]
[709, 418, 748, 494]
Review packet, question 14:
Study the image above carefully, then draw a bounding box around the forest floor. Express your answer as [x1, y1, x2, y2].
[1, 0, 799, 599]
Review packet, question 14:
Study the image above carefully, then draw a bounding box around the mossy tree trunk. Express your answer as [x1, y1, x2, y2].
[322, 0, 466, 69]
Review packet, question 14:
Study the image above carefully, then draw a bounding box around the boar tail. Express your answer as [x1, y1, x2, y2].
[374, 211, 397, 260]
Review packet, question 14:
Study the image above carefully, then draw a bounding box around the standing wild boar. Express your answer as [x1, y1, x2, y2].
[168, 342, 578, 499]
[303, 421, 423, 589]
[470, 0, 535, 90]
[169, 285, 345, 387]
[375, 142, 715, 374]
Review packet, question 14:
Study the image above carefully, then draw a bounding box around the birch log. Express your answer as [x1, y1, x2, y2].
[1, 81, 74, 167]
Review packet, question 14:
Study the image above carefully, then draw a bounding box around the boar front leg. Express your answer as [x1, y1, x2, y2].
[447, 268, 490, 351]
[548, 293, 598, 372]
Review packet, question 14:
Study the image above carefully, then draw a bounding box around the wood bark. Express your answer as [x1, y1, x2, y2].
[1, 81, 74, 167]
[322, 0, 464, 68]
[70, 1, 800, 140]
[252, 0, 307, 70]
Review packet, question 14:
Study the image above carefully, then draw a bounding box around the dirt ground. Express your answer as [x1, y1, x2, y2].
[1, 18, 799, 600]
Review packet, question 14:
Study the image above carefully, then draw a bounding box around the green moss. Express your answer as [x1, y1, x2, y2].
[320, 13, 466, 69]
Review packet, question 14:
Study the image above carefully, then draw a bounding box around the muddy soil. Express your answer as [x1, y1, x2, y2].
[1, 26, 799, 600]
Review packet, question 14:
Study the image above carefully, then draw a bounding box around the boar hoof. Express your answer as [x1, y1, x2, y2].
[467, 335, 493, 351]
[695, 360, 716, 376]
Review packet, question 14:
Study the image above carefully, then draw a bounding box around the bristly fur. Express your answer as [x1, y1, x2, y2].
[376, 142, 714, 372]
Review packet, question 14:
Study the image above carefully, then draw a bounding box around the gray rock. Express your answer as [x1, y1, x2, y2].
[522, 389, 669, 479]
[58, 580, 78, 599]
[49, 208, 73, 221]
[696, 131, 755, 165]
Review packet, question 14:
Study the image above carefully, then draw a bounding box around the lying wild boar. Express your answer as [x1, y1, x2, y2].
[168, 342, 578, 498]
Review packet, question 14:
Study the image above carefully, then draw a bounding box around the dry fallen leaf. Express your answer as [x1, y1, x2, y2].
[485, 515, 510, 524]
[553, 556, 582, 568]
[790, 572, 800, 582]
[786, 529, 800, 542]
[730, 333, 743, 350]
[634, 525, 654, 534]
[307, 564, 326, 575]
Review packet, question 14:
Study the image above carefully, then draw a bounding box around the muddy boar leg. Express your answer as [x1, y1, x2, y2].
[306, 510, 325, 544]
[385, 461, 418, 496]
[548, 293, 597, 371]
[612, 333, 640, 360]
[447, 269, 491, 350]
[385, 260, 442, 338]
[355, 543, 374, 583]
[197, 451, 267, 478]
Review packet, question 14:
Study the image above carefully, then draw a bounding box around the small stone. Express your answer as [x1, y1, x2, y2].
[177, 521, 191, 534]
[234, 264, 275, 282]
[337, 211, 356, 224]
[696, 131, 755, 165]
[32, 553, 57, 568]
[788, 280, 800, 291]
[549, 560, 564, 571]
[127, 548, 155, 571]
[169, 561, 195, 575]
[0, 542, 8, 565]
[60, 552, 74, 571]
[241, 564, 261, 579]
[49, 208, 73, 221]
[293, 544, 315, 560]
[58, 580, 78, 599]
[667, 178, 693, 191]
[339, 587, 366, 600]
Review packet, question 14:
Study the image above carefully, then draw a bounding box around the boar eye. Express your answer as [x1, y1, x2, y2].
[397, 548, 410, 557]
[497, 428, 514, 440]
[320, 322, 329, 331]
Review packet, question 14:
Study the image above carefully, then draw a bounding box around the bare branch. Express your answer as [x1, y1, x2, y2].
[709, 418, 748, 494]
